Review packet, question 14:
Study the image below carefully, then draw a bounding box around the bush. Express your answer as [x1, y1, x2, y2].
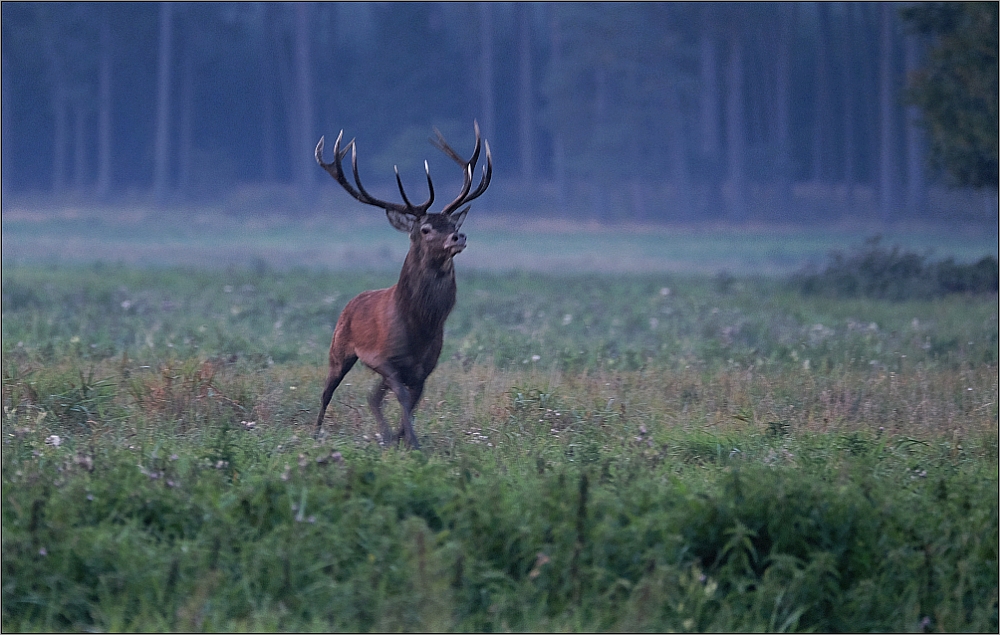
[795, 236, 998, 300]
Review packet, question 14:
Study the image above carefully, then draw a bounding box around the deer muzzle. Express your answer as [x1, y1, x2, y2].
[447, 232, 467, 255]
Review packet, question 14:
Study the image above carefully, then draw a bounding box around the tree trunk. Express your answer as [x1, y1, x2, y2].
[72, 102, 86, 192]
[725, 33, 746, 221]
[261, 51, 277, 183]
[842, 3, 856, 210]
[1, 52, 8, 193]
[478, 3, 495, 142]
[42, 22, 68, 194]
[775, 3, 793, 208]
[294, 2, 314, 196]
[549, 6, 567, 211]
[153, 1, 173, 200]
[517, 3, 535, 185]
[812, 2, 830, 183]
[95, 11, 113, 198]
[591, 64, 607, 220]
[178, 34, 193, 196]
[666, 70, 690, 216]
[52, 88, 68, 194]
[878, 3, 897, 224]
[273, 7, 297, 184]
[699, 32, 720, 162]
[904, 32, 925, 215]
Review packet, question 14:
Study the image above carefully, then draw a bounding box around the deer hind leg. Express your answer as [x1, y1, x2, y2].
[396, 380, 425, 450]
[316, 355, 358, 433]
[367, 377, 393, 445]
[378, 372, 421, 450]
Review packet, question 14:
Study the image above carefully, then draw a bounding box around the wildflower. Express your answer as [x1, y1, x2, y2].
[531, 355, 541, 362]
[45, 435, 61, 448]
[86, 494, 94, 501]
[660, 287, 671, 296]
[38, 547, 47, 557]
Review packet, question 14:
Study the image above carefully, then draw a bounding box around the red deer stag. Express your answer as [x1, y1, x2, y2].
[314, 123, 492, 449]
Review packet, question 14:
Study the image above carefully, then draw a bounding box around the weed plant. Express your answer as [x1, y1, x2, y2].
[2, 264, 997, 631]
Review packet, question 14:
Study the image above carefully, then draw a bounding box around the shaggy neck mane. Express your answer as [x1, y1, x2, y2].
[395, 247, 457, 333]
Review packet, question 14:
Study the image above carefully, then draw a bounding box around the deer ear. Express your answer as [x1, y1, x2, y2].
[450, 205, 470, 231]
[385, 209, 416, 233]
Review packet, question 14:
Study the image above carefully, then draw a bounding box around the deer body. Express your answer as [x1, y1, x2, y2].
[314, 124, 490, 449]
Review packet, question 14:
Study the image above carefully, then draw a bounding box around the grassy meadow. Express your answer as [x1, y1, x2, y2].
[2, 213, 998, 631]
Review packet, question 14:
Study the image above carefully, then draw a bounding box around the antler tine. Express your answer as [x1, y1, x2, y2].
[316, 131, 364, 201]
[431, 124, 481, 170]
[393, 160, 435, 214]
[438, 128, 492, 215]
[435, 124, 485, 215]
[393, 166, 414, 209]
[421, 160, 435, 212]
[315, 135, 325, 164]
[466, 139, 493, 202]
[350, 143, 411, 214]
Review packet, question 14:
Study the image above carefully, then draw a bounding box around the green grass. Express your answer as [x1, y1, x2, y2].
[2, 262, 998, 631]
[3, 205, 997, 273]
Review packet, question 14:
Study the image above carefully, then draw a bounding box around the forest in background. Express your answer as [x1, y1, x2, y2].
[2, 2, 997, 223]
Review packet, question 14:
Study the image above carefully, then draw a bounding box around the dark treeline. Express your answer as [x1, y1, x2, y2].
[1, 2, 995, 222]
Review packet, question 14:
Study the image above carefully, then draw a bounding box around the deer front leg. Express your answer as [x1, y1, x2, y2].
[367, 377, 393, 445]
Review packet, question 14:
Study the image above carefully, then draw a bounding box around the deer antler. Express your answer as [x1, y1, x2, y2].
[315, 123, 491, 219]
[432, 121, 493, 216]
[315, 130, 434, 217]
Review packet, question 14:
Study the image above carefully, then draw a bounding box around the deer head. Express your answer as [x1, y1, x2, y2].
[315, 122, 492, 267]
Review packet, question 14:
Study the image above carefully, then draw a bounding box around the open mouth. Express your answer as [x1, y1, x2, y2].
[449, 236, 467, 255]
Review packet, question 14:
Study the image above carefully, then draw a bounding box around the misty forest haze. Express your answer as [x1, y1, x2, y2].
[1, 2, 997, 224]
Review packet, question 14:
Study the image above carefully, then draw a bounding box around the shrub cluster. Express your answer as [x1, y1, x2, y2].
[795, 236, 998, 300]
[3, 426, 997, 632]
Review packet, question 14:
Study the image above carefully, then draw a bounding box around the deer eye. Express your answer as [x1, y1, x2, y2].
[420, 225, 432, 235]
